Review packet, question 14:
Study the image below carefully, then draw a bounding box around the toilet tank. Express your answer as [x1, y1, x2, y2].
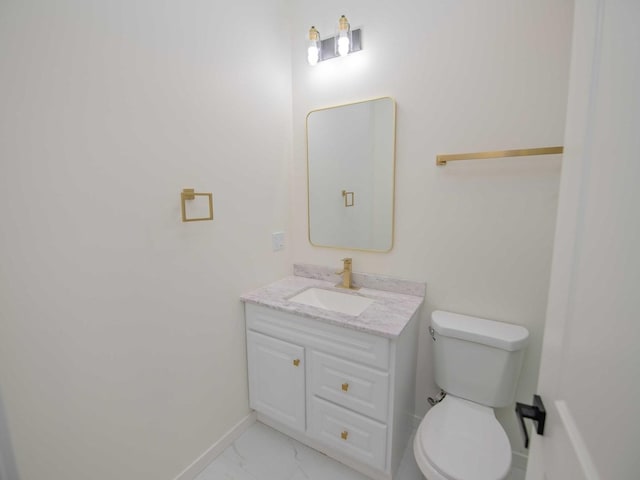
[431, 310, 529, 408]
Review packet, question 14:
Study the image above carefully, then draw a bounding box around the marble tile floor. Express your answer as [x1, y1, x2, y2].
[194, 421, 527, 480]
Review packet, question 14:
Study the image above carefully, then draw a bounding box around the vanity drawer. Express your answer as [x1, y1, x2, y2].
[308, 396, 387, 470]
[309, 351, 389, 423]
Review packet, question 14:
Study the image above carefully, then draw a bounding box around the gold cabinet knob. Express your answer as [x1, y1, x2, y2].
[293, 359, 300, 367]
[341, 430, 349, 440]
[341, 383, 349, 392]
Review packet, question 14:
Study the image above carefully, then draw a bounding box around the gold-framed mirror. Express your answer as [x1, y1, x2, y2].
[306, 97, 396, 252]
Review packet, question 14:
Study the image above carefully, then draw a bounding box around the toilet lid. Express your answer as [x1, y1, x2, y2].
[417, 396, 511, 480]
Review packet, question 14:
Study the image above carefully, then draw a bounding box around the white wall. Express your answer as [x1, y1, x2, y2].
[0, 388, 19, 480]
[0, 1, 291, 479]
[290, 0, 574, 457]
[0, 0, 576, 476]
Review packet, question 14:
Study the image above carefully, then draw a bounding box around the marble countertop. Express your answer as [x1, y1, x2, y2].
[240, 268, 425, 338]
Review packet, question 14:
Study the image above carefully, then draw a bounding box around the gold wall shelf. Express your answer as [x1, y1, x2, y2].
[181, 188, 213, 222]
[436, 146, 564, 166]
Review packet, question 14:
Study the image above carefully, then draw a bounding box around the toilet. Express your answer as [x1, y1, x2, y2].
[414, 310, 529, 480]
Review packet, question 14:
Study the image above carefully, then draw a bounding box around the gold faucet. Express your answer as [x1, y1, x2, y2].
[336, 258, 357, 289]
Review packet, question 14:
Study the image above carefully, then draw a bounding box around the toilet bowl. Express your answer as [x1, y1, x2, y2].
[413, 310, 529, 480]
[413, 396, 511, 480]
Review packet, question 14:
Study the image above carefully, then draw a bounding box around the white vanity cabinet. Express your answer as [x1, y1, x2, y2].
[245, 302, 419, 480]
[246, 331, 305, 432]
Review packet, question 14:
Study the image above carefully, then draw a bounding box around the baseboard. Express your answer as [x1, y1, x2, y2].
[512, 450, 528, 471]
[172, 411, 257, 480]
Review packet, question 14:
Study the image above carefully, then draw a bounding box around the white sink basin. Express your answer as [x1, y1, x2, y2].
[289, 288, 374, 316]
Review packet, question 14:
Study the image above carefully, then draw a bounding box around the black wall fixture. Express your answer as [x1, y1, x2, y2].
[515, 394, 546, 449]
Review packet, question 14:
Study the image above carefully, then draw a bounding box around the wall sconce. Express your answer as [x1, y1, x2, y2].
[336, 15, 351, 57]
[308, 26, 320, 66]
[306, 15, 362, 66]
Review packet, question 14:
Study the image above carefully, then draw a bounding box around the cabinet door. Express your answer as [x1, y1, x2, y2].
[247, 331, 305, 432]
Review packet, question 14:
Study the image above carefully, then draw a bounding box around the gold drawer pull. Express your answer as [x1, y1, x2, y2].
[341, 383, 349, 392]
[293, 359, 300, 367]
[341, 430, 349, 440]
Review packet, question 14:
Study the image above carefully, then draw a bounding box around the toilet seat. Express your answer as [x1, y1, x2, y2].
[414, 396, 511, 480]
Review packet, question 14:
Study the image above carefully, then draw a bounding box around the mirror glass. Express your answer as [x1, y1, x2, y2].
[306, 97, 396, 252]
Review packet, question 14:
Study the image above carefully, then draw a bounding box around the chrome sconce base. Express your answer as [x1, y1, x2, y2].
[307, 15, 361, 66]
[316, 28, 362, 63]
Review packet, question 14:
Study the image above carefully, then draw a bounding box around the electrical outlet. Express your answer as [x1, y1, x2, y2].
[272, 231, 285, 252]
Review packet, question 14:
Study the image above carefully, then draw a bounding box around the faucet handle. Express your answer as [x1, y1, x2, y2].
[336, 257, 352, 275]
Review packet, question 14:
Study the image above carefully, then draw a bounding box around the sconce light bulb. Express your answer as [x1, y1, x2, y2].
[337, 33, 350, 56]
[307, 45, 319, 66]
[307, 26, 321, 66]
[336, 15, 351, 57]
